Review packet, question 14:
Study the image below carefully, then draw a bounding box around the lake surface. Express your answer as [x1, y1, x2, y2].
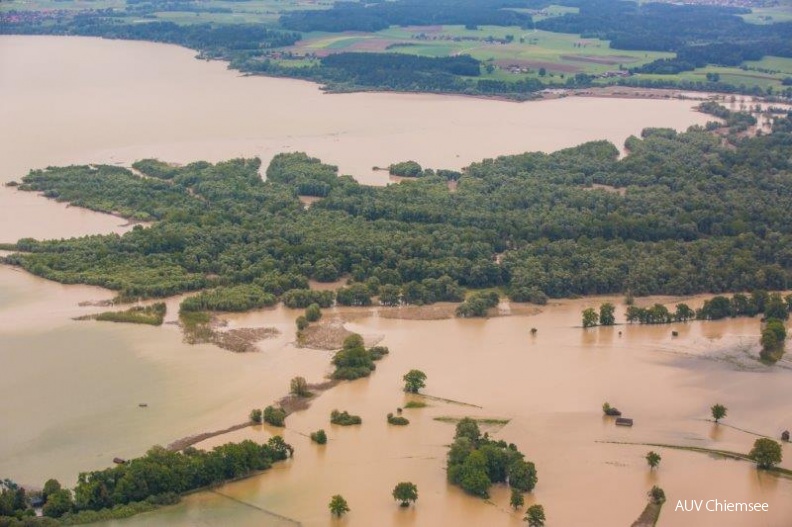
[1, 35, 789, 527]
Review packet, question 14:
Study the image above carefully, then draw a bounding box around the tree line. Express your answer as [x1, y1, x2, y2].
[0, 438, 292, 525]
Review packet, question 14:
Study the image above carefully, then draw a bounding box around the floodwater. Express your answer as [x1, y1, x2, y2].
[0, 35, 713, 239]
[1, 35, 789, 527]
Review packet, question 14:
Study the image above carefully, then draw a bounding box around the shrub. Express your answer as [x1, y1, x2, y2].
[263, 406, 287, 427]
[330, 410, 362, 426]
[387, 413, 410, 426]
[310, 429, 328, 444]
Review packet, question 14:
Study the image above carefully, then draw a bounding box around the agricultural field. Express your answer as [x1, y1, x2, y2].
[631, 66, 787, 91]
[0, 0, 331, 26]
[740, 1, 792, 24]
[283, 26, 673, 84]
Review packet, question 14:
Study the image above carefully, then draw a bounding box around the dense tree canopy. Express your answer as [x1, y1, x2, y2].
[6, 113, 792, 308]
[446, 418, 537, 498]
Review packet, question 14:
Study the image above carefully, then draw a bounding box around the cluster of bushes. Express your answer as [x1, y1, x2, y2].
[180, 285, 276, 312]
[94, 303, 166, 326]
[331, 334, 389, 380]
[455, 291, 499, 318]
[379, 276, 465, 306]
[336, 284, 373, 306]
[760, 319, 787, 363]
[697, 291, 791, 321]
[447, 418, 537, 498]
[624, 303, 695, 324]
[387, 412, 410, 426]
[310, 430, 328, 444]
[296, 303, 322, 332]
[330, 410, 362, 426]
[263, 406, 287, 427]
[282, 289, 334, 309]
[582, 302, 617, 328]
[388, 161, 424, 178]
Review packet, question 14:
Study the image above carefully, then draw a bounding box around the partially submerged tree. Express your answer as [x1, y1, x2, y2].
[290, 376, 311, 397]
[311, 429, 328, 444]
[328, 495, 350, 518]
[582, 308, 599, 328]
[646, 451, 661, 470]
[599, 303, 616, 326]
[392, 482, 418, 507]
[524, 504, 546, 527]
[510, 488, 524, 510]
[403, 369, 427, 393]
[711, 403, 727, 423]
[249, 408, 263, 423]
[305, 303, 322, 322]
[263, 405, 287, 427]
[749, 438, 783, 469]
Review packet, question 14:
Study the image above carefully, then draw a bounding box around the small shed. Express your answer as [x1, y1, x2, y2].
[782, 430, 790, 442]
[615, 417, 634, 427]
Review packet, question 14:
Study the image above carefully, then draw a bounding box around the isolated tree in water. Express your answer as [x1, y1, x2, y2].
[392, 482, 418, 507]
[403, 369, 427, 393]
[749, 438, 783, 469]
[599, 303, 616, 326]
[524, 504, 546, 526]
[582, 308, 598, 328]
[328, 495, 350, 517]
[645, 451, 661, 469]
[710, 403, 727, 423]
[290, 376, 310, 397]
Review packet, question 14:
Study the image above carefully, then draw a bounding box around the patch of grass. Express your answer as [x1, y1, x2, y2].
[744, 56, 792, 76]
[404, 401, 428, 409]
[90, 303, 166, 326]
[741, 5, 792, 25]
[434, 416, 510, 425]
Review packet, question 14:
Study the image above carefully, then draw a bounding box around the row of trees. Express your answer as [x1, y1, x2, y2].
[584, 290, 792, 326]
[280, 0, 534, 33]
[9, 438, 293, 522]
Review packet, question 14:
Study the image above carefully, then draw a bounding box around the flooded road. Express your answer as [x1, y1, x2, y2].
[0, 35, 789, 527]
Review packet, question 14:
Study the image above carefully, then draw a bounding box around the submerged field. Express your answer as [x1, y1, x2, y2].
[1, 33, 791, 527]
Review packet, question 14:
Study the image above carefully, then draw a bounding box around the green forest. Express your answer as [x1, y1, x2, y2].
[0, 437, 292, 526]
[4, 109, 792, 308]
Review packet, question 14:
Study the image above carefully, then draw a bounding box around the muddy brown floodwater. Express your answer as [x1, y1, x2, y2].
[1, 35, 789, 527]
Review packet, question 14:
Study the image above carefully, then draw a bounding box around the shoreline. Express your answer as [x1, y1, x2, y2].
[3, 35, 781, 108]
